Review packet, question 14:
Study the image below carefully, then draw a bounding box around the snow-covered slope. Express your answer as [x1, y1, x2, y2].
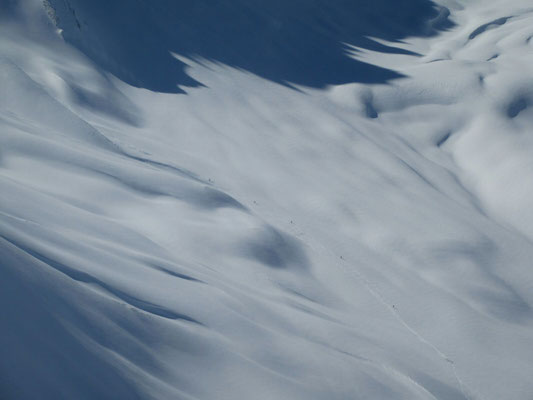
[1, 0, 533, 399]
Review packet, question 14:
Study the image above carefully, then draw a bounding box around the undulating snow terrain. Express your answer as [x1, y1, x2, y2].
[1, 0, 533, 399]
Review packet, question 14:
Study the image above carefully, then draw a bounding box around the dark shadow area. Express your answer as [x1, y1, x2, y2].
[468, 17, 510, 40]
[0, 238, 143, 400]
[507, 96, 529, 119]
[0, 0, 17, 16]
[46, 0, 453, 93]
[242, 225, 310, 270]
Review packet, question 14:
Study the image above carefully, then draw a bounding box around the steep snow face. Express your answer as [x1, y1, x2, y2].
[1, 0, 533, 399]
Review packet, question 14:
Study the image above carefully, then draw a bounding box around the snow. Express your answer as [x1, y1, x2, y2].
[1, 0, 533, 399]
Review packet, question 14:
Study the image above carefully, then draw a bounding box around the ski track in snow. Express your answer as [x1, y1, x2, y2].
[289, 221, 475, 400]
[2, 0, 533, 399]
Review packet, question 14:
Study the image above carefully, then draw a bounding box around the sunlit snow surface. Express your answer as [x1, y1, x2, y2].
[1, 0, 533, 399]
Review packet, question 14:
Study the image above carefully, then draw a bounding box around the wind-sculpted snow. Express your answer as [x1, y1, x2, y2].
[1, 0, 533, 399]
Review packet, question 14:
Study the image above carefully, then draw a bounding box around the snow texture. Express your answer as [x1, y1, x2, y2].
[1, 0, 533, 399]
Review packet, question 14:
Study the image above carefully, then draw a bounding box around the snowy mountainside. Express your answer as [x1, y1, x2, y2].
[42, 0, 450, 91]
[1, 0, 533, 399]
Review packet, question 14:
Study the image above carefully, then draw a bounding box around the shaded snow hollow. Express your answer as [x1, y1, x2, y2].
[1, 0, 533, 399]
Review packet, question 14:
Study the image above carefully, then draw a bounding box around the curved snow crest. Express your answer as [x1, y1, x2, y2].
[1, 0, 533, 399]
[43, 0, 452, 92]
